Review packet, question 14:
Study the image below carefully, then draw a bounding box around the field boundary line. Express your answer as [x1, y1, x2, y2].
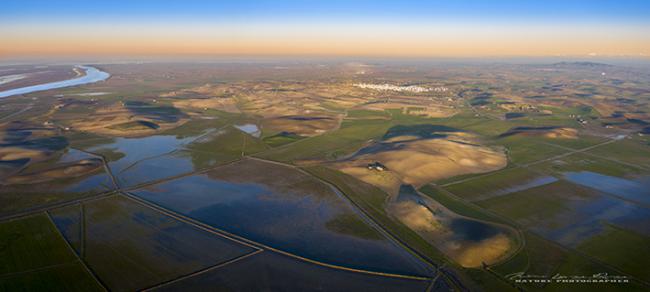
[541, 141, 650, 171]
[119, 192, 261, 250]
[514, 161, 650, 210]
[119, 157, 244, 192]
[417, 187, 524, 267]
[424, 183, 528, 286]
[80, 204, 86, 259]
[74, 148, 120, 189]
[118, 149, 179, 174]
[0, 191, 118, 222]
[433, 180, 650, 288]
[0, 105, 32, 122]
[441, 138, 616, 188]
[45, 211, 108, 291]
[247, 157, 441, 272]
[120, 192, 432, 282]
[425, 184, 527, 290]
[141, 249, 264, 291]
[0, 262, 72, 279]
[425, 272, 442, 292]
[0, 156, 245, 223]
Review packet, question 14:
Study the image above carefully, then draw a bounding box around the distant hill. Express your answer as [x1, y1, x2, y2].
[551, 61, 613, 68]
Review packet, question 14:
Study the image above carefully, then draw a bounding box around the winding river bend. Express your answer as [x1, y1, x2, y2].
[0, 65, 110, 98]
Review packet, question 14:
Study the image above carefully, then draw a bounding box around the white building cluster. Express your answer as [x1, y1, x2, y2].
[431, 86, 449, 93]
[354, 83, 448, 93]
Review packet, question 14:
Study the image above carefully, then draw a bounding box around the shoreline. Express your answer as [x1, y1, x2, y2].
[0, 65, 110, 98]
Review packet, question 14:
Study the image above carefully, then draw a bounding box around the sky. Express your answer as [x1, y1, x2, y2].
[1, 0, 649, 59]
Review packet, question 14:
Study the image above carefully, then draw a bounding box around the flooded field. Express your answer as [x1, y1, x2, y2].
[477, 181, 650, 247]
[49, 204, 83, 253]
[486, 176, 558, 199]
[234, 123, 261, 138]
[3, 59, 650, 290]
[98, 125, 273, 188]
[563, 171, 650, 205]
[0, 148, 113, 216]
[132, 159, 431, 276]
[73, 125, 268, 188]
[50, 195, 255, 291]
[546, 193, 650, 246]
[85, 134, 197, 174]
[115, 150, 203, 187]
[184, 126, 268, 159]
[153, 251, 430, 292]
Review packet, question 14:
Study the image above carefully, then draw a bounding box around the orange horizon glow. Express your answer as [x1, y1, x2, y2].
[2, 21, 649, 58]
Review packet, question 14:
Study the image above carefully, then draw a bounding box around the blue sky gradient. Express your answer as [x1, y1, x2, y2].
[3, 0, 650, 23]
[1, 1, 649, 58]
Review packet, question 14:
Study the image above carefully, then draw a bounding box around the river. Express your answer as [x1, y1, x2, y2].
[0, 65, 110, 98]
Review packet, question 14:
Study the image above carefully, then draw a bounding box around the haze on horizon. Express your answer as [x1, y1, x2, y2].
[1, 0, 649, 59]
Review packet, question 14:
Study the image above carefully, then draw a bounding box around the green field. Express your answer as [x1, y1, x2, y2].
[542, 134, 608, 150]
[491, 232, 647, 292]
[185, 126, 269, 159]
[498, 135, 568, 164]
[441, 167, 551, 201]
[262, 132, 305, 147]
[578, 224, 650, 281]
[475, 181, 593, 223]
[346, 109, 391, 120]
[257, 119, 391, 162]
[530, 153, 644, 178]
[587, 139, 650, 169]
[324, 213, 384, 240]
[0, 214, 102, 291]
[419, 185, 514, 226]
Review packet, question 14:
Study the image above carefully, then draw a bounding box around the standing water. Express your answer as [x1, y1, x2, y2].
[0, 66, 110, 98]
